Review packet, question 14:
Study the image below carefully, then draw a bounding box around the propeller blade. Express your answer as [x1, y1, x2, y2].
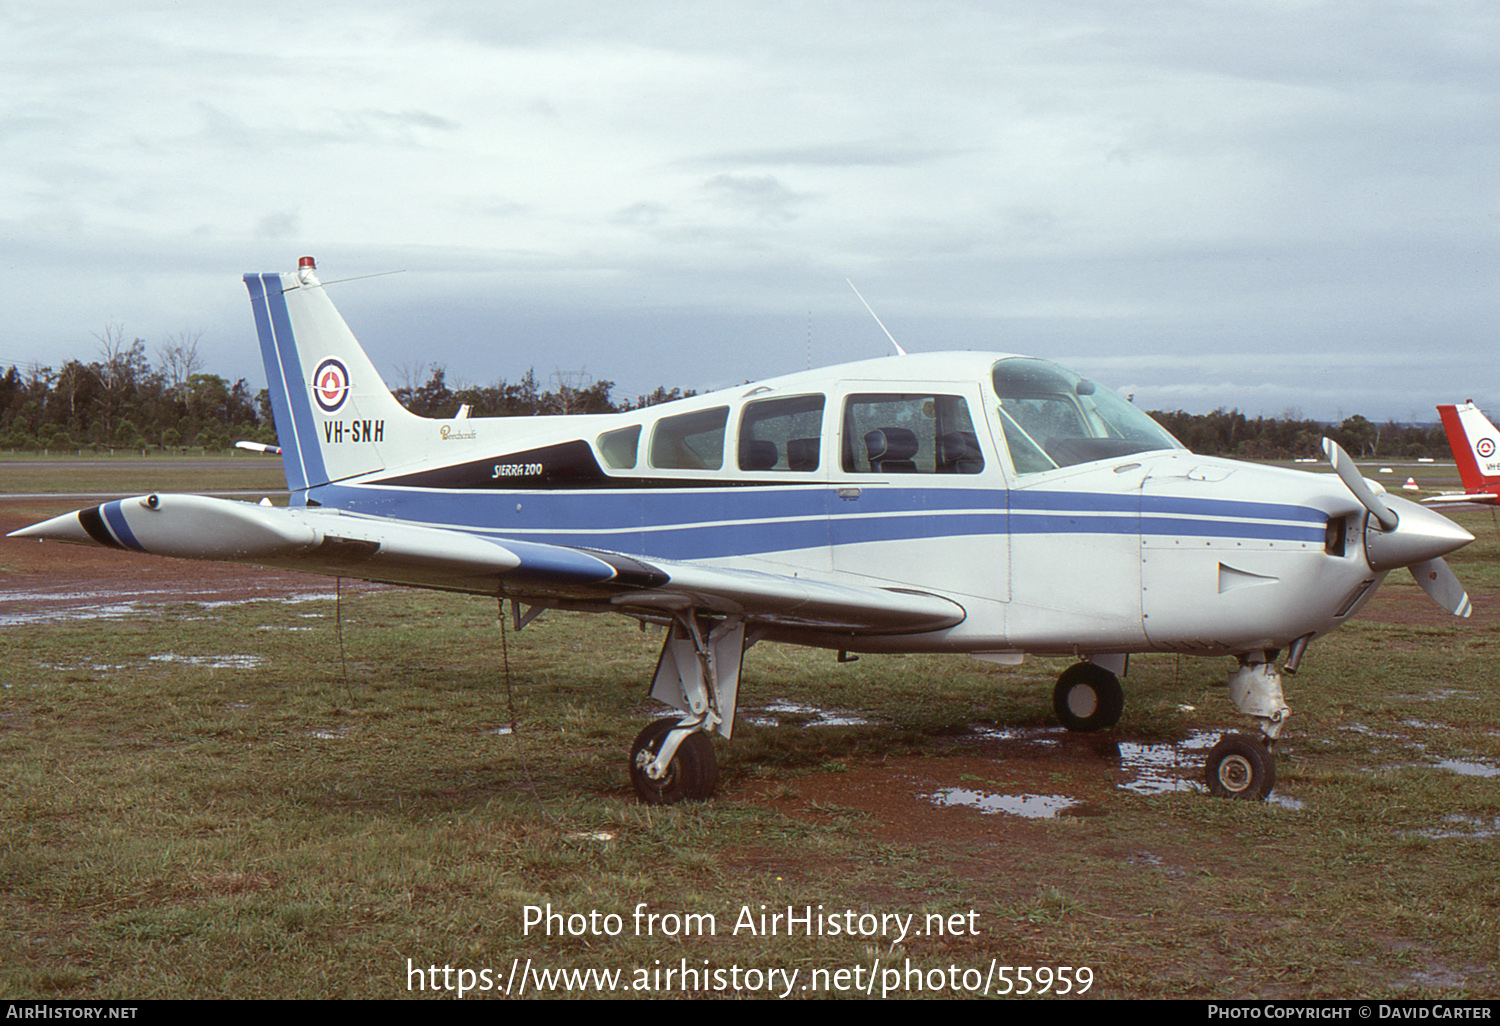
[1410, 557, 1473, 618]
[1322, 437, 1398, 531]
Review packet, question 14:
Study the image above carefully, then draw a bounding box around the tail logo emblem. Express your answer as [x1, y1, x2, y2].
[1477, 438, 1495, 459]
[313, 358, 350, 413]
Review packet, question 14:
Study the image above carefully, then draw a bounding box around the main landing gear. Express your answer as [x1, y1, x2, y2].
[1052, 662, 1125, 732]
[629, 718, 718, 803]
[628, 611, 746, 805]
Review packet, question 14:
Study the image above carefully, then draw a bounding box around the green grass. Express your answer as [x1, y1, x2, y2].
[4, 580, 1500, 999]
[0, 453, 286, 495]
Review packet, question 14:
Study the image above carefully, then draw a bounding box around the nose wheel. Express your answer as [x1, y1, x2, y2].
[1204, 733, 1275, 800]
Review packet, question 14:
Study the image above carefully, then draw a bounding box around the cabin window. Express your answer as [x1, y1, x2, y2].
[649, 406, 729, 470]
[991, 358, 1182, 474]
[596, 424, 641, 469]
[840, 394, 983, 475]
[738, 395, 825, 472]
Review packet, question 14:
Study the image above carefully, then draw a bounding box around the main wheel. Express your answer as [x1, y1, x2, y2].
[1205, 733, 1275, 800]
[1053, 662, 1124, 732]
[629, 718, 718, 804]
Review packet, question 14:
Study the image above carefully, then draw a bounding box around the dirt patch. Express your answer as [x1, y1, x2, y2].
[1355, 580, 1499, 628]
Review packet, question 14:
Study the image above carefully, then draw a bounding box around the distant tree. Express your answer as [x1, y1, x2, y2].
[157, 330, 204, 395]
[394, 364, 455, 417]
[628, 385, 697, 410]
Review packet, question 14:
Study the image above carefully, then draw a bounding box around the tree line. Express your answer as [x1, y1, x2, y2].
[0, 330, 267, 453]
[1149, 408, 1450, 461]
[0, 339, 1458, 461]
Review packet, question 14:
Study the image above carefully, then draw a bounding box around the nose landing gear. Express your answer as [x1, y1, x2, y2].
[1205, 653, 1291, 801]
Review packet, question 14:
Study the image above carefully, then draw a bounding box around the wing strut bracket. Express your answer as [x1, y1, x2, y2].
[511, 601, 545, 632]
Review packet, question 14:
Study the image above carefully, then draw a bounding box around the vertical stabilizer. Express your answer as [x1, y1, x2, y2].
[245, 259, 423, 496]
[1437, 401, 1500, 494]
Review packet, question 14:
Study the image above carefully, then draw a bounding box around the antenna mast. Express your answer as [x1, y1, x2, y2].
[846, 279, 907, 356]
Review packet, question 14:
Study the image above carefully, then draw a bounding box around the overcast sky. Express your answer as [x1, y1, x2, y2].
[2, 1, 1497, 422]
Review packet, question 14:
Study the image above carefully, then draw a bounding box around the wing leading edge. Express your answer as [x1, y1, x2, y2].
[1421, 492, 1500, 509]
[10, 494, 965, 636]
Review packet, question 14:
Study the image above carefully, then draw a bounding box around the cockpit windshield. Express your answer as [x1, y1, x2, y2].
[991, 358, 1182, 474]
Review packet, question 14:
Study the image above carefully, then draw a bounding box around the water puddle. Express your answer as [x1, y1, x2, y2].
[1413, 815, 1500, 840]
[1116, 732, 1218, 796]
[0, 586, 339, 627]
[1344, 723, 1500, 780]
[1434, 758, 1500, 778]
[149, 653, 265, 670]
[744, 700, 875, 728]
[925, 788, 1085, 819]
[915, 726, 1308, 817]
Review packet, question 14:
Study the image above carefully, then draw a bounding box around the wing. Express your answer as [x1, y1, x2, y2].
[1421, 492, 1500, 510]
[9, 494, 965, 636]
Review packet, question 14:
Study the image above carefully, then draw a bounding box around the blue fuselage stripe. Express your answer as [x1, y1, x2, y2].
[308, 483, 1325, 558]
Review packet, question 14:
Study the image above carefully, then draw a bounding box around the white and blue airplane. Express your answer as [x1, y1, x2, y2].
[11, 258, 1477, 802]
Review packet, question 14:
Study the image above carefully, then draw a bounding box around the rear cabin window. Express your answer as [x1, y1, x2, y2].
[649, 406, 729, 471]
[841, 393, 984, 475]
[738, 395, 825, 472]
[596, 424, 641, 469]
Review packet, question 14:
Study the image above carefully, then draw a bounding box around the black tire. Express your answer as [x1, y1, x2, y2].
[1205, 733, 1276, 800]
[1053, 662, 1124, 732]
[629, 718, 718, 804]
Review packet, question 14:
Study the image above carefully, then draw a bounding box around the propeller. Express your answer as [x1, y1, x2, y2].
[1411, 557, 1473, 619]
[1322, 438, 1473, 617]
[1322, 437, 1397, 532]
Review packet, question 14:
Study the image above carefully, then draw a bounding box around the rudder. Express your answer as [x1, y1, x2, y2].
[1437, 401, 1500, 493]
[245, 258, 422, 497]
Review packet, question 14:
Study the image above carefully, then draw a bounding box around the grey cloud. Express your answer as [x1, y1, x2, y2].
[687, 140, 963, 169]
[702, 174, 808, 222]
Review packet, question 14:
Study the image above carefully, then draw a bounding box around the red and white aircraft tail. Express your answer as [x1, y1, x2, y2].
[1427, 401, 1500, 507]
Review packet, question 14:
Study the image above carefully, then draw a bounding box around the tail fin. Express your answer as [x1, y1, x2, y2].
[245, 258, 422, 496]
[1436, 401, 1500, 493]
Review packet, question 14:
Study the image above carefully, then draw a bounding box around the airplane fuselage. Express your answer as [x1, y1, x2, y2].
[288, 350, 1380, 661]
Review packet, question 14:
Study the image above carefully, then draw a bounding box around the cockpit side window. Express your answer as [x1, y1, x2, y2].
[841, 393, 983, 475]
[991, 358, 1181, 474]
[738, 395, 825, 472]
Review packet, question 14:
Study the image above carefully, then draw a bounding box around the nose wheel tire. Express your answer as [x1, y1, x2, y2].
[629, 718, 718, 804]
[1053, 662, 1124, 732]
[1205, 733, 1276, 800]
